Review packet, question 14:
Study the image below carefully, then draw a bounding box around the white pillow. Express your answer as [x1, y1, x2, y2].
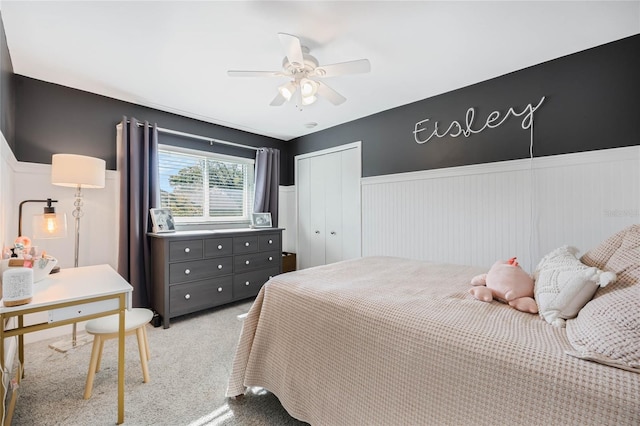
[533, 246, 616, 327]
[566, 284, 640, 373]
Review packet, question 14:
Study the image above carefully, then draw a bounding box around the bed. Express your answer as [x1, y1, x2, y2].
[227, 227, 640, 425]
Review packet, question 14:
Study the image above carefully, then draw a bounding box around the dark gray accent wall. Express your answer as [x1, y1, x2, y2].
[290, 34, 640, 184]
[0, 12, 15, 151]
[11, 34, 639, 187]
[14, 76, 290, 183]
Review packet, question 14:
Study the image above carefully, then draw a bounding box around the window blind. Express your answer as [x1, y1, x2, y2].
[158, 145, 254, 223]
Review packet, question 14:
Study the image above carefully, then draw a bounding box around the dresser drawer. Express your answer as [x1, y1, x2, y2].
[169, 257, 233, 284]
[169, 277, 233, 317]
[258, 234, 280, 251]
[233, 267, 279, 300]
[233, 236, 258, 254]
[204, 237, 233, 257]
[234, 250, 280, 273]
[169, 240, 203, 262]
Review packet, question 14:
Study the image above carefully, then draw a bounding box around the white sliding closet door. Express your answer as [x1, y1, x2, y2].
[297, 157, 313, 269]
[309, 154, 328, 265]
[296, 142, 361, 270]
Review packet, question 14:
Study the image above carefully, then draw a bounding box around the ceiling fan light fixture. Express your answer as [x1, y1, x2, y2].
[278, 81, 297, 101]
[228, 33, 370, 107]
[301, 94, 317, 106]
[300, 78, 319, 97]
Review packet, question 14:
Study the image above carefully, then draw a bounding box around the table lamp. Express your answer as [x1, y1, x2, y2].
[18, 198, 68, 239]
[17, 198, 67, 272]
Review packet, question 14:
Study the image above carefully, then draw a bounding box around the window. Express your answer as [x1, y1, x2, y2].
[158, 145, 254, 223]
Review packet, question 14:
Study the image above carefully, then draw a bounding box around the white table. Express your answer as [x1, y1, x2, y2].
[0, 264, 133, 425]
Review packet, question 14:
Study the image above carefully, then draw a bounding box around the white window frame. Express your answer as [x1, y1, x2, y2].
[158, 144, 255, 224]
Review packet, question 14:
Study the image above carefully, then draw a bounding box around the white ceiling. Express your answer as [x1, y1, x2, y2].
[2, 1, 638, 141]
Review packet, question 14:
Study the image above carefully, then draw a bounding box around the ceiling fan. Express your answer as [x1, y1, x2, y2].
[227, 33, 371, 107]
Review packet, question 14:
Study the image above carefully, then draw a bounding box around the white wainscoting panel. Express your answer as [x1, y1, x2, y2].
[362, 146, 639, 273]
[0, 134, 19, 376]
[1, 132, 17, 250]
[12, 162, 119, 271]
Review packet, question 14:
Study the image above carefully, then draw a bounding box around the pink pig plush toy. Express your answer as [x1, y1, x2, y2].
[469, 257, 538, 314]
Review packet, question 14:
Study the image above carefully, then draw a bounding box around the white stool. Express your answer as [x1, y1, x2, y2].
[83, 308, 153, 399]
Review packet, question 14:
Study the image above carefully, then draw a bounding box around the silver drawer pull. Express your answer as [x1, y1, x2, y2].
[184, 269, 191, 275]
[245, 260, 250, 265]
[331, 231, 336, 235]
[217, 244, 223, 250]
[245, 281, 250, 286]
[268, 256, 273, 261]
[268, 239, 273, 244]
[185, 294, 191, 300]
[244, 242, 250, 247]
[217, 287, 223, 292]
[218, 264, 223, 270]
[315, 230, 320, 234]
[184, 247, 190, 253]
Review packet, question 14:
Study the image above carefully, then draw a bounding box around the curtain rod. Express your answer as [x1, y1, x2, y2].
[129, 121, 259, 151]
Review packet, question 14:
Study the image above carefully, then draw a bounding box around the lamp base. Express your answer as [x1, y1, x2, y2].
[48, 332, 93, 353]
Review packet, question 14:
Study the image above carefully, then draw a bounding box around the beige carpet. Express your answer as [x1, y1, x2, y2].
[9, 299, 308, 426]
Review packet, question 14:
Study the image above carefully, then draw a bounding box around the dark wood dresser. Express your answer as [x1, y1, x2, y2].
[148, 228, 283, 328]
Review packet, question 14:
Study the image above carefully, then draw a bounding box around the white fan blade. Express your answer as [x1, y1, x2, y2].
[270, 92, 287, 106]
[278, 33, 305, 69]
[227, 70, 285, 78]
[316, 81, 346, 105]
[313, 59, 371, 78]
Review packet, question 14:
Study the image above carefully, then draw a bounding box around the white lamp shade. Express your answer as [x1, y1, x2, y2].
[301, 95, 317, 106]
[278, 81, 297, 101]
[300, 78, 318, 97]
[51, 154, 106, 188]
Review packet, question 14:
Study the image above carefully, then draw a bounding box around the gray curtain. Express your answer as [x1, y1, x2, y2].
[254, 148, 280, 227]
[116, 117, 159, 308]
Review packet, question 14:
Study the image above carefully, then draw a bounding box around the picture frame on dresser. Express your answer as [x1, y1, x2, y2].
[150, 208, 176, 233]
[251, 212, 272, 228]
